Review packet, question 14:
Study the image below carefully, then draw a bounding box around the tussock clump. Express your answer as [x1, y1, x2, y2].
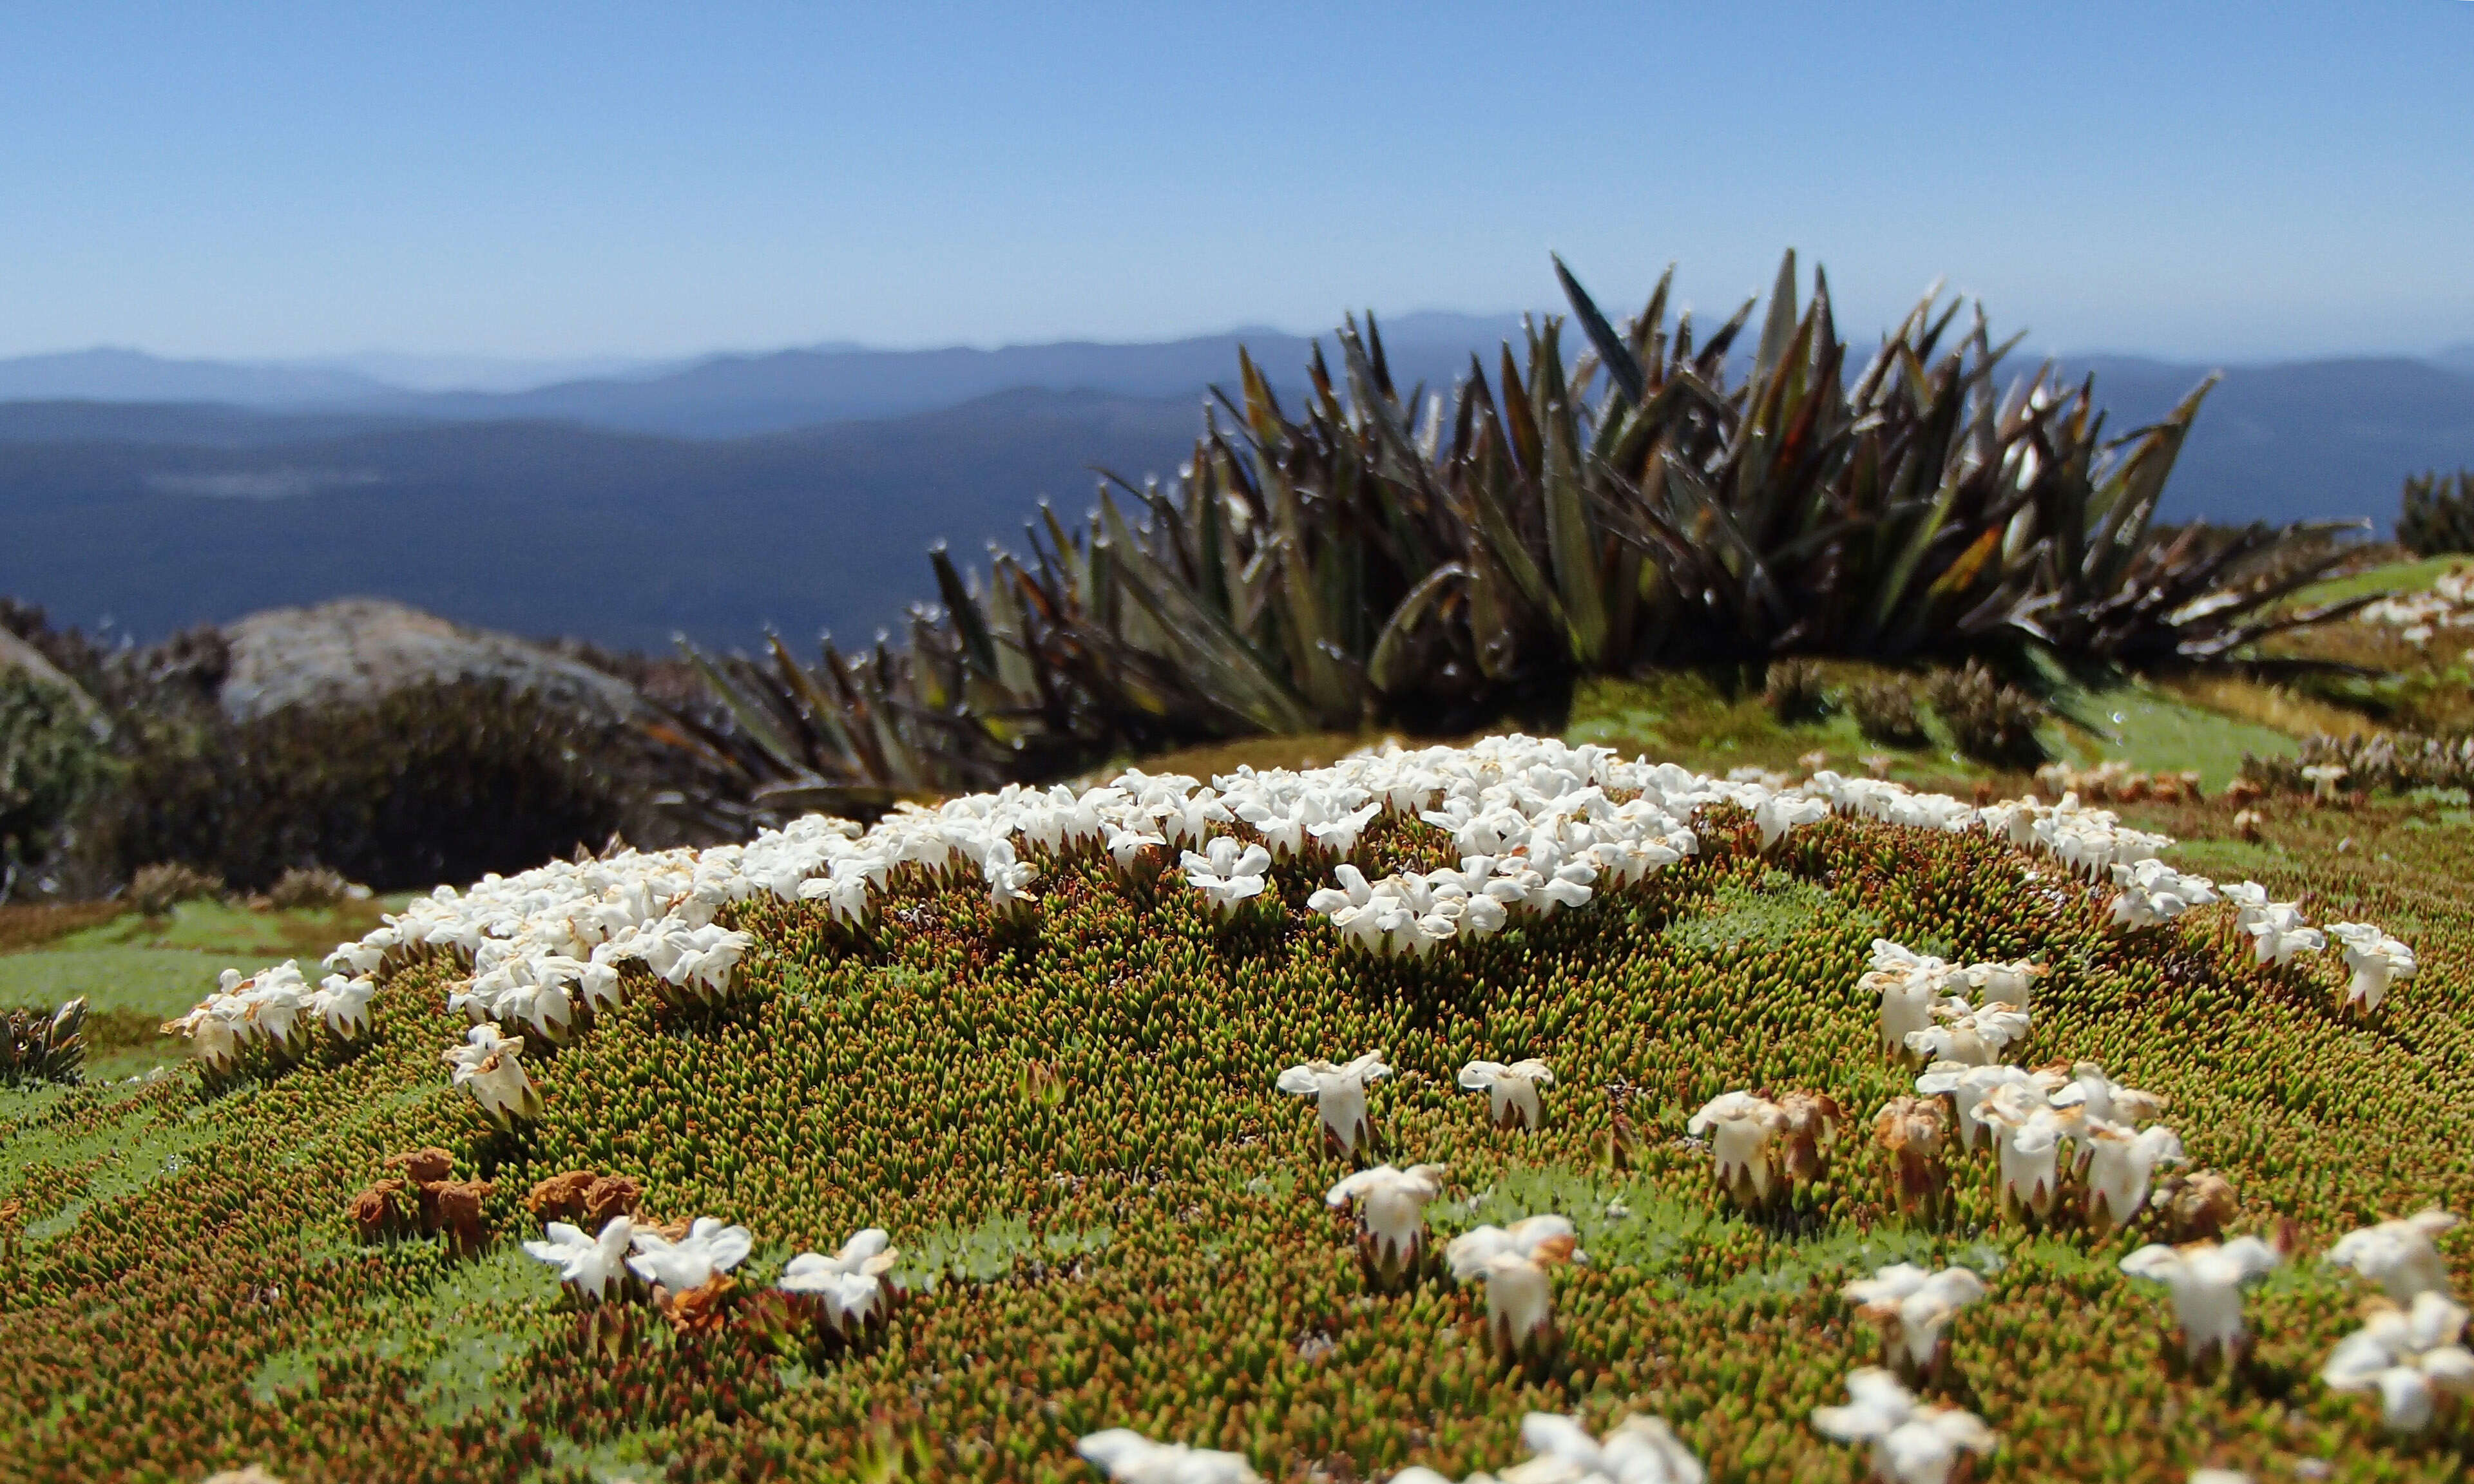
[2243, 730, 2474, 797]
[126, 861, 224, 916]
[1848, 680, 1926, 748]
[1926, 663, 2047, 768]
[262, 865, 363, 911]
[1763, 660, 1831, 725]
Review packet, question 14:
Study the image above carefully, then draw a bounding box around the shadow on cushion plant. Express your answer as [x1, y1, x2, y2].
[673, 249, 2372, 826]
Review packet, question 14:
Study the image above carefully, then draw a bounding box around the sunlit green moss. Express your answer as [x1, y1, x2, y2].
[1, 768, 2469, 1482]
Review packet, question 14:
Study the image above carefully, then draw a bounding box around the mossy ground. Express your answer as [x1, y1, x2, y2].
[1, 638, 2468, 1483]
[1, 751, 2471, 1483]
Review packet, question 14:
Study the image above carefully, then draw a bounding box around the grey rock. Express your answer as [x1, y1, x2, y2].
[216, 598, 641, 723]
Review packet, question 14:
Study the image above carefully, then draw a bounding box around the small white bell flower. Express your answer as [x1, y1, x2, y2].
[2119, 1237, 2282, 1365]
[1810, 1367, 1997, 1484]
[1457, 1059, 1555, 1130]
[1276, 1050, 1390, 1157]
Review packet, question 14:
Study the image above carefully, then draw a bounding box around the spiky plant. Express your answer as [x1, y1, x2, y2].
[1, 996, 88, 1087]
[677, 251, 2372, 821]
[2399, 470, 2474, 558]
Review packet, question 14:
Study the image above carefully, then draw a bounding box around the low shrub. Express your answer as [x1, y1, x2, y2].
[2241, 729, 2474, 796]
[88, 678, 646, 893]
[1924, 662, 2047, 768]
[1761, 660, 1830, 724]
[126, 861, 224, 917]
[1846, 679, 1926, 748]
[2399, 470, 2474, 558]
[262, 865, 362, 911]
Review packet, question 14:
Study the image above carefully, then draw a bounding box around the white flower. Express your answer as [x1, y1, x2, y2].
[2328, 1210, 2459, 1300]
[1687, 1091, 1788, 1203]
[162, 998, 247, 1073]
[1277, 1051, 1390, 1156]
[2080, 1121, 2183, 1234]
[981, 839, 1040, 915]
[1325, 1163, 1447, 1281]
[2221, 880, 2269, 932]
[1444, 1215, 1584, 1358]
[780, 1228, 901, 1333]
[1182, 837, 1272, 917]
[2119, 1237, 2282, 1364]
[1506, 1411, 1705, 1484]
[1810, 1367, 1997, 1484]
[311, 973, 375, 1040]
[441, 1022, 542, 1126]
[627, 1216, 754, 1292]
[1842, 1264, 1986, 1376]
[1975, 1081, 2078, 1219]
[1307, 801, 1382, 855]
[522, 1215, 637, 1301]
[1959, 958, 2044, 1012]
[1458, 1059, 1555, 1130]
[1863, 942, 1953, 1055]
[1075, 1429, 1262, 1484]
[1914, 1061, 2050, 1152]
[2321, 1291, 2474, 1432]
[2301, 763, 2348, 801]
[2244, 902, 2323, 966]
[1103, 822, 1167, 873]
[1754, 793, 1830, 850]
[2328, 922, 2415, 1013]
[1901, 1000, 2029, 1067]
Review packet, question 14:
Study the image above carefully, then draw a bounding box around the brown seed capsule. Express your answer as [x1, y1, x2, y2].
[1775, 1090, 1845, 1186]
[2154, 1170, 2239, 1242]
[525, 1170, 600, 1223]
[345, 1179, 408, 1242]
[1873, 1096, 1951, 1215]
[653, 1274, 737, 1336]
[581, 1175, 644, 1227]
[381, 1147, 455, 1184]
[425, 1178, 494, 1253]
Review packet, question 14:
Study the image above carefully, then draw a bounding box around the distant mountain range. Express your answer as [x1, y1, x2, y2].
[0, 313, 1526, 433]
[0, 322, 2469, 653]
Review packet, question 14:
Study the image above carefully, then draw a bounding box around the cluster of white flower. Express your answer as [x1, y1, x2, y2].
[1862, 940, 2044, 1058]
[1842, 1264, 1986, 1378]
[173, 735, 2418, 1151]
[521, 1213, 899, 1340]
[2359, 567, 2474, 647]
[1685, 1089, 1842, 1210]
[2109, 858, 2220, 931]
[1865, 933, 2187, 1231]
[159, 960, 373, 1073]
[2323, 1210, 2473, 1432]
[1810, 1367, 1997, 1484]
[1975, 792, 2172, 880]
[1290, 741, 1734, 958]
[1394, 1411, 1705, 1484]
[2329, 921, 2418, 1011]
[2118, 1237, 2286, 1367]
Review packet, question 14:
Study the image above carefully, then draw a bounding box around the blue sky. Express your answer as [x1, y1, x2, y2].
[3, 3, 2469, 362]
